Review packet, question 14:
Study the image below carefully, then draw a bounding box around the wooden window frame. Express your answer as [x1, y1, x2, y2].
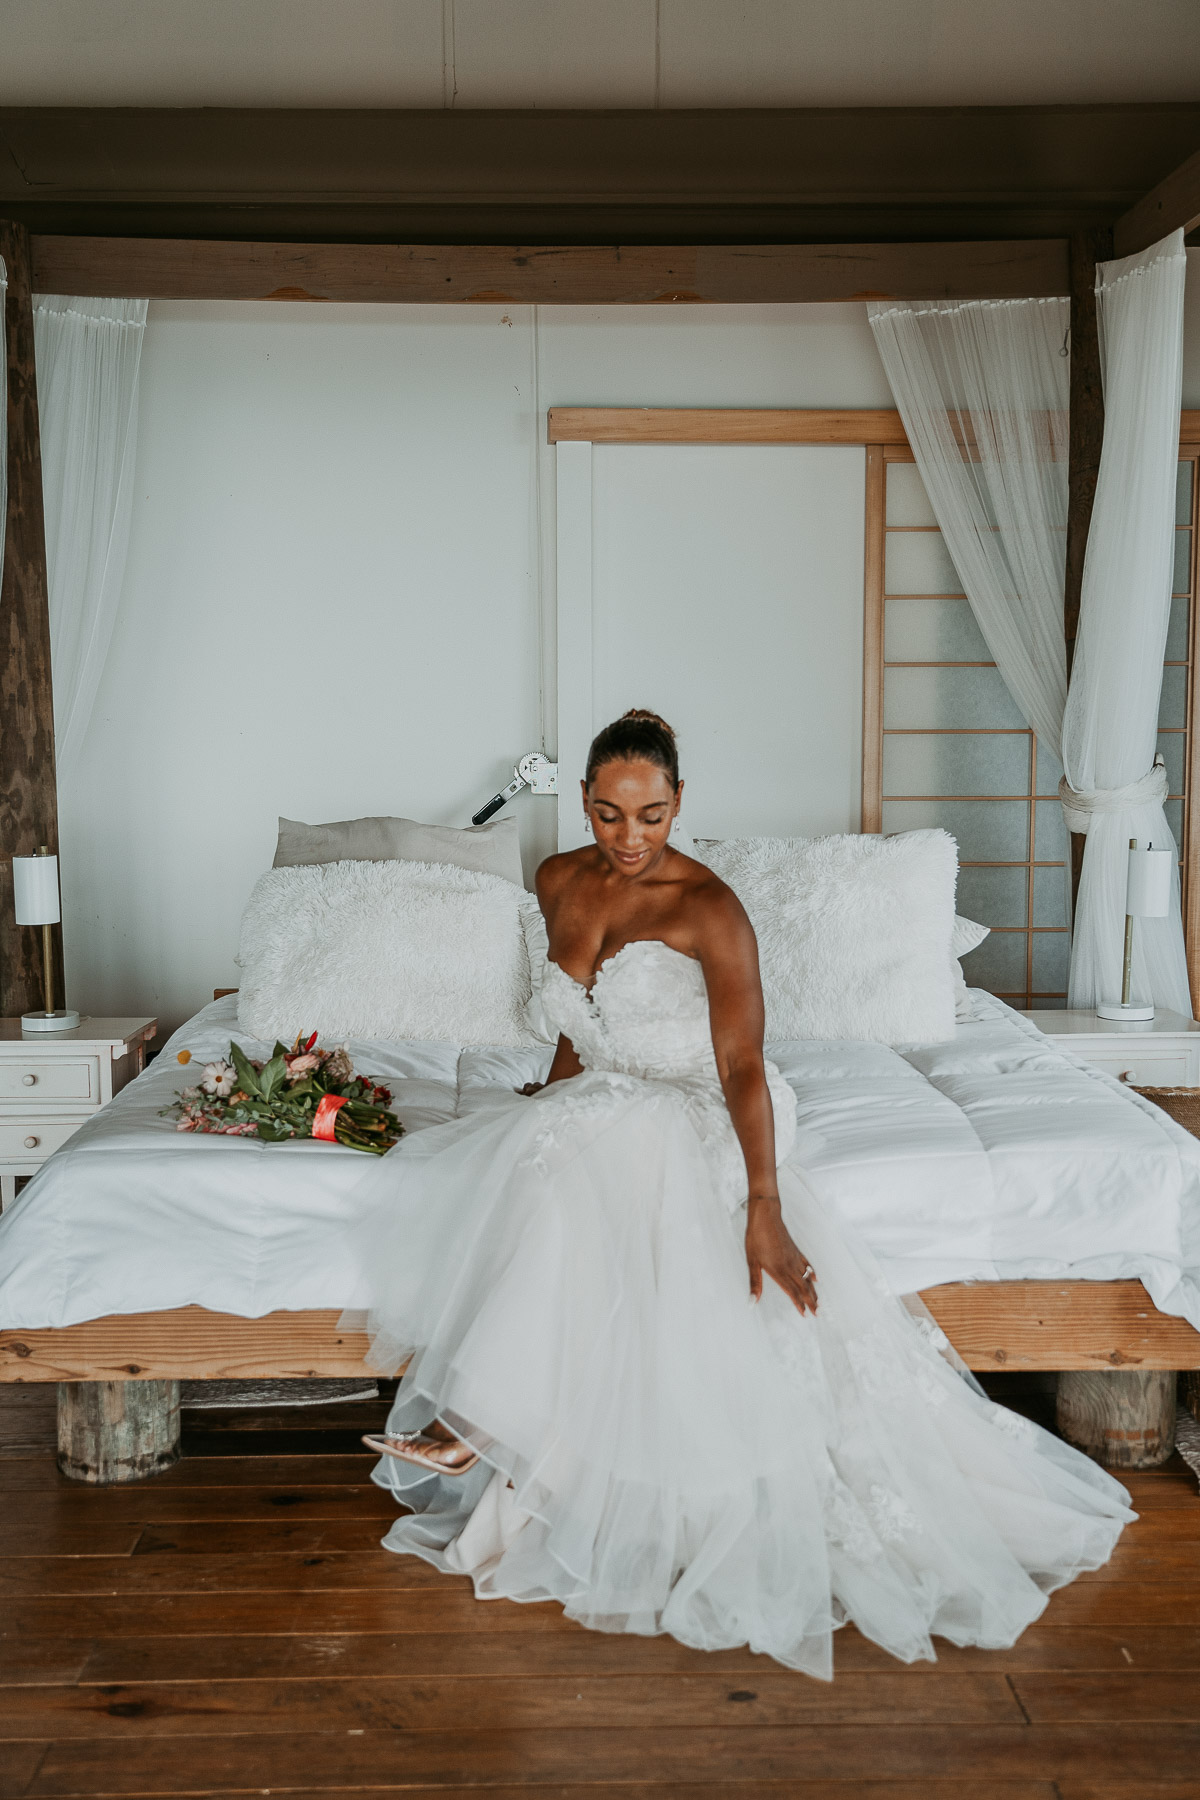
[551, 406, 1200, 1007]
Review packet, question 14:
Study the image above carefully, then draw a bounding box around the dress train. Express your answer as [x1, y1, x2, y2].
[344, 940, 1132, 1679]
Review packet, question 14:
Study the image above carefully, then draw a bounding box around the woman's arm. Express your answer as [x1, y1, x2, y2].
[518, 1033, 583, 1096]
[700, 892, 818, 1315]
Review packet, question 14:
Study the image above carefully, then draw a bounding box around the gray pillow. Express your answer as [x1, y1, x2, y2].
[273, 813, 524, 888]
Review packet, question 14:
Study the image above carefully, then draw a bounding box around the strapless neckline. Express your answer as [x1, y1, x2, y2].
[547, 938, 700, 1001]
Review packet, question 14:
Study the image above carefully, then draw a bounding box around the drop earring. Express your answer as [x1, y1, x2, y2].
[671, 816, 682, 837]
[583, 815, 592, 836]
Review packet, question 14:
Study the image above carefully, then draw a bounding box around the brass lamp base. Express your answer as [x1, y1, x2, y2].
[22, 914, 78, 1031]
[1098, 891, 1154, 1021]
[21, 1008, 80, 1033]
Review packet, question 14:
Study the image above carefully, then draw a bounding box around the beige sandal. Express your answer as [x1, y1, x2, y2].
[361, 1430, 481, 1477]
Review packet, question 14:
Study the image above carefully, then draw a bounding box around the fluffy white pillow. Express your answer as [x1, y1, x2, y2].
[951, 914, 990, 1021]
[237, 860, 538, 1046]
[693, 830, 958, 1044]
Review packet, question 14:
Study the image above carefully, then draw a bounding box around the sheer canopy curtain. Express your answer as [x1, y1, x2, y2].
[1060, 231, 1191, 1017]
[866, 296, 1070, 754]
[33, 296, 148, 775]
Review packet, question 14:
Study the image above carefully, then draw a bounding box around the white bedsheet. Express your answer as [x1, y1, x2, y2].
[1, 993, 1198, 1331]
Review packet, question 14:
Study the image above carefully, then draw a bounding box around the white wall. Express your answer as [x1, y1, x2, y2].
[576, 442, 866, 843]
[57, 271, 1200, 1030]
[1184, 249, 1200, 408]
[60, 299, 891, 1031]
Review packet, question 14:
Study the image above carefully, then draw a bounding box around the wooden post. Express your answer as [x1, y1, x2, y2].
[1182, 1370, 1200, 1421]
[0, 218, 62, 1016]
[1057, 1368, 1176, 1469]
[57, 1380, 181, 1483]
[1064, 226, 1112, 910]
[1059, 229, 1183, 1463]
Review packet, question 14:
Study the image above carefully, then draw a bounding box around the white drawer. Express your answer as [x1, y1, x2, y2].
[0, 1118, 88, 1161]
[1076, 1047, 1196, 1088]
[0, 1058, 99, 1105]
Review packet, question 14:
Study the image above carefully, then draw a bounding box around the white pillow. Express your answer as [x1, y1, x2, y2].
[273, 813, 524, 888]
[237, 859, 538, 1046]
[693, 830, 958, 1044]
[951, 914, 990, 1022]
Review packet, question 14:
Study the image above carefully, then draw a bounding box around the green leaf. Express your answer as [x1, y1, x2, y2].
[229, 1041, 263, 1099]
[258, 1055, 287, 1102]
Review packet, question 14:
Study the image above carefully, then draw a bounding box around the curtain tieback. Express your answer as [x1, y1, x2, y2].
[1058, 763, 1168, 835]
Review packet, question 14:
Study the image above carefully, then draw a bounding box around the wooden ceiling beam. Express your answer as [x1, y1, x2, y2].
[1113, 145, 1200, 257]
[30, 235, 1070, 305]
[7, 104, 1200, 246]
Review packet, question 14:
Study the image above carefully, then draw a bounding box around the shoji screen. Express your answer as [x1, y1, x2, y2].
[876, 450, 1199, 1011]
[556, 441, 866, 849]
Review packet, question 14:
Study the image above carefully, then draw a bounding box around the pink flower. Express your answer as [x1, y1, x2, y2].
[287, 1054, 320, 1080]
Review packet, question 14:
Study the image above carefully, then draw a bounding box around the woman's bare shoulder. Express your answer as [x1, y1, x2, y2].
[669, 852, 753, 939]
[535, 848, 594, 902]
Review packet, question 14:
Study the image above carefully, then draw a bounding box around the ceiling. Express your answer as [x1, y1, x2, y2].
[2, 2, 1198, 248]
[2, 0, 1200, 111]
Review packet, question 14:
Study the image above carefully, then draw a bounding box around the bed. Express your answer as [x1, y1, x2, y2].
[2, 992, 1199, 1399]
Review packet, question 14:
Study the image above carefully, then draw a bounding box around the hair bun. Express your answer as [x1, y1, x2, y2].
[586, 708, 680, 788]
[618, 708, 677, 741]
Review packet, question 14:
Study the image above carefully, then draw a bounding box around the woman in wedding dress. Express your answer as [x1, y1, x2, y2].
[347, 708, 1133, 1680]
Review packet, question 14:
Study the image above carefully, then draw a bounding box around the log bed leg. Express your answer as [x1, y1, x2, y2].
[56, 1380, 181, 1483]
[1056, 1369, 1176, 1470]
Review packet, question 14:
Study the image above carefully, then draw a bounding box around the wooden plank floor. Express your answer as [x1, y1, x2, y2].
[1, 1377, 1198, 1800]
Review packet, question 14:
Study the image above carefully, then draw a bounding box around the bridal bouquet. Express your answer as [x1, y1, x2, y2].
[167, 1032, 403, 1153]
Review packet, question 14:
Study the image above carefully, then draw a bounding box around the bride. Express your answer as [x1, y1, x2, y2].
[346, 708, 1133, 1679]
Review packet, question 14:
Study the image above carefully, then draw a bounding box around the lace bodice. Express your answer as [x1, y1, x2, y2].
[541, 939, 718, 1082]
[540, 939, 798, 1187]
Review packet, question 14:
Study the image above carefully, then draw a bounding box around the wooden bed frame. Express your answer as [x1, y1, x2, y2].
[5, 1280, 1199, 1480]
[4, 1281, 1198, 1386]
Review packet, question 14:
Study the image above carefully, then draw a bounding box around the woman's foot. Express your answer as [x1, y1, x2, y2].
[362, 1420, 480, 1476]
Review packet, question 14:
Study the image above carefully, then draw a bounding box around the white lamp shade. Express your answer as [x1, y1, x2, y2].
[1125, 845, 1172, 918]
[12, 855, 61, 925]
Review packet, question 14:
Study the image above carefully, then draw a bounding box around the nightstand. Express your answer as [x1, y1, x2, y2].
[1021, 1007, 1200, 1088]
[0, 1017, 157, 1209]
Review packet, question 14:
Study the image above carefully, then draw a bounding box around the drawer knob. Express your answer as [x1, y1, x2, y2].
[21, 1074, 36, 1086]
[23, 1135, 39, 1150]
[1119, 1070, 1135, 1083]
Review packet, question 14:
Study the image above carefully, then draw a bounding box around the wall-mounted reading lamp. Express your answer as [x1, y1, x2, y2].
[472, 752, 559, 825]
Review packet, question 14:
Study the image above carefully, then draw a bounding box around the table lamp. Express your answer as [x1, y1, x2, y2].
[1096, 838, 1173, 1023]
[12, 847, 79, 1032]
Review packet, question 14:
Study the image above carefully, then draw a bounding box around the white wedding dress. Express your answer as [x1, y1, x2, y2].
[346, 939, 1133, 1679]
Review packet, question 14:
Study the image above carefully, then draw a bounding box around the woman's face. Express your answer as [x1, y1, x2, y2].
[583, 758, 682, 878]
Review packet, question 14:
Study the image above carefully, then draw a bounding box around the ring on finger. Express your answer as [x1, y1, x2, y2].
[802, 1264, 814, 1280]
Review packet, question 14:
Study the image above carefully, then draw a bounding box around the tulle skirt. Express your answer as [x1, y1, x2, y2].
[343, 1072, 1133, 1680]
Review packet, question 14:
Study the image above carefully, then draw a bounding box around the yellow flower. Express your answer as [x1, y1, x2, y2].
[177, 1050, 192, 1065]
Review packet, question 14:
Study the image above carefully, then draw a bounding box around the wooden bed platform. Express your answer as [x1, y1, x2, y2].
[2, 1278, 1198, 1381]
[5, 1282, 1196, 1481]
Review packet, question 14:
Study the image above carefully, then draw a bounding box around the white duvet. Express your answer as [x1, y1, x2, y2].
[1, 992, 1198, 1332]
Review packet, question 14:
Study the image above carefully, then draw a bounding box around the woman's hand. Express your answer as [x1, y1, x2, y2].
[745, 1195, 818, 1315]
[516, 1081, 545, 1097]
